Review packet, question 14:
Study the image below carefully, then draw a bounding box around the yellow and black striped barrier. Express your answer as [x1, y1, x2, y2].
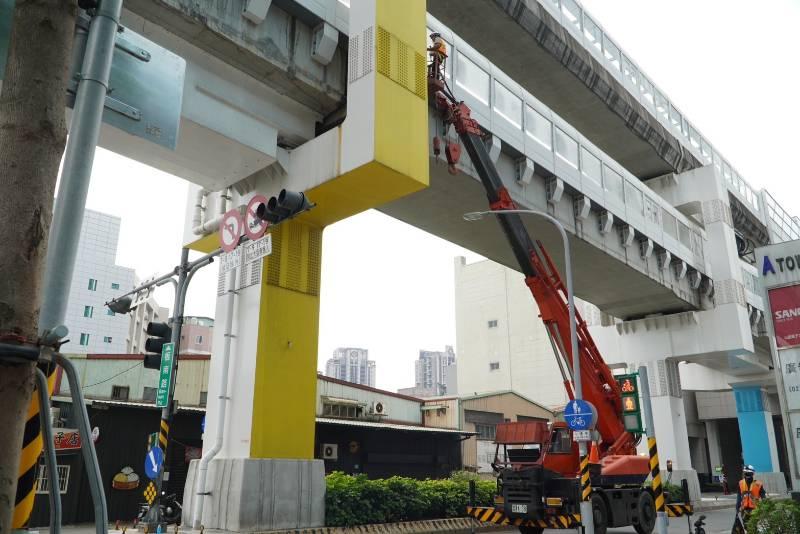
[666, 503, 693, 518]
[159, 419, 169, 449]
[466, 506, 581, 530]
[13, 364, 56, 528]
[580, 454, 591, 502]
[648, 436, 665, 513]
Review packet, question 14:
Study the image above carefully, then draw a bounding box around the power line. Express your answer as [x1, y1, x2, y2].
[82, 360, 143, 389]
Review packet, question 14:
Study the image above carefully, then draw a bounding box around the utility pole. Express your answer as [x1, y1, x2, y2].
[639, 365, 668, 534]
[0, 2, 77, 530]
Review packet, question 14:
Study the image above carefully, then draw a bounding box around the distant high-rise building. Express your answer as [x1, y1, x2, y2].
[398, 346, 457, 397]
[325, 348, 376, 387]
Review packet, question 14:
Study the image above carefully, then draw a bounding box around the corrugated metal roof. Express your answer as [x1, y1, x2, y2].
[316, 417, 475, 435]
[53, 396, 206, 412]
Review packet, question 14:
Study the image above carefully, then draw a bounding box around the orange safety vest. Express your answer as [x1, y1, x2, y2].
[739, 479, 763, 510]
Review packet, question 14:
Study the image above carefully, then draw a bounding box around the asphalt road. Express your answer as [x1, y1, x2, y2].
[515, 508, 738, 534]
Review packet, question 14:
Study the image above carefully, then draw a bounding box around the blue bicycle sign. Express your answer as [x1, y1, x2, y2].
[563, 399, 596, 431]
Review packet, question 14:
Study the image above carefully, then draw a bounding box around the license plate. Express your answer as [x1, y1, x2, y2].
[511, 504, 528, 514]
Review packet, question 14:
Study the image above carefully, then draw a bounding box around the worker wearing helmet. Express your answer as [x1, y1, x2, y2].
[732, 465, 765, 533]
[427, 32, 448, 80]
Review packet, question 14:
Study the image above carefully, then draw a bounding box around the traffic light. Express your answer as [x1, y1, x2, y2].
[143, 322, 172, 370]
[616, 373, 643, 433]
[107, 295, 133, 314]
[256, 189, 312, 224]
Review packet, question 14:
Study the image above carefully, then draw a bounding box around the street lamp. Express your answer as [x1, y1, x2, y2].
[463, 208, 596, 530]
[462, 209, 580, 401]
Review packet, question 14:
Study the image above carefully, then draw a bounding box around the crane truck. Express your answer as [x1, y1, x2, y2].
[427, 46, 666, 534]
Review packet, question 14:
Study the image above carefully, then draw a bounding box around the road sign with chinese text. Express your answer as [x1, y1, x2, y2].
[155, 343, 175, 408]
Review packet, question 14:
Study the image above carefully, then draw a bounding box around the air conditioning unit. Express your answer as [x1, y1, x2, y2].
[321, 443, 338, 460]
[370, 401, 386, 416]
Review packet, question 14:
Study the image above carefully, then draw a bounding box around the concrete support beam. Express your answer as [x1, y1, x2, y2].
[242, 0, 271, 24]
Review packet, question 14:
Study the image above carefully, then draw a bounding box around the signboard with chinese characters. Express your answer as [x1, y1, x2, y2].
[53, 430, 81, 451]
[768, 285, 800, 349]
[780, 351, 800, 411]
[156, 342, 175, 408]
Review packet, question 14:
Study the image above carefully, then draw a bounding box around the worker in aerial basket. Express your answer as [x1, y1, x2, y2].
[732, 465, 766, 533]
[427, 32, 448, 80]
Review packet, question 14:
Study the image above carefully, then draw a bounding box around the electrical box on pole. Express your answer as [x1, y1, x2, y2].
[617, 373, 643, 433]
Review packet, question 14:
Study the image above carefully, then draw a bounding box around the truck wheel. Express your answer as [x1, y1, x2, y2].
[518, 527, 543, 534]
[634, 491, 656, 534]
[591, 495, 608, 534]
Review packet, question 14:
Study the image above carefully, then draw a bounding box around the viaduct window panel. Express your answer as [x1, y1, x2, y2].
[722, 161, 732, 183]
[554, 128, 579, 169]
[622, 56, 638, 87]
[654, 90, 669, 119]
[662, 209, 678, 239]
[456, 52, 490, 105]
[525, 106, 552, 150]
[679, 222, 692, 249]
[603, 35, 621, 71]
[645, 197, 661, 226]
[561, 0, 581, 30]
[583, 14, 601, 50]
[580, 147, 602, 185]
[603, 165, 624, 202]
[624, 181, 644, 216]
[493, 80, 522, 128]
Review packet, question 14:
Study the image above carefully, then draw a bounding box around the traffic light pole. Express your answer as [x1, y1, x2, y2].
[142, 248, 216, 528]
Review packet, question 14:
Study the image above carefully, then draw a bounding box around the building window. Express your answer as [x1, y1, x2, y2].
[554, 128, 579, 169]
[199, 391, 208, 407]
[455, 52, 490, 105]
[493, 80, 522, 128]
[487, 320, 498, 328]
[79, 333, 90, 346]
[35, 463, 69, 494]
[107, 309, 115, 316]
[525, 106, 552, 150]
[580, 147, 602, 186]
[489, 362, 500, 371]
[195, 335, 203, 344]
[111, 282, 120, 290]
[143, 387, 157, 402]
[322, 402, 361, 419]
[88, 278, 97, 291]
[83, 305, 93, 318]
[111, 385, 129, 401]
[103, 336, 112, 343]
[475, 423, 496, 441]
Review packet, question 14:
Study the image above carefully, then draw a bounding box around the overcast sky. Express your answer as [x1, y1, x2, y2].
[81, 0, 800, 392]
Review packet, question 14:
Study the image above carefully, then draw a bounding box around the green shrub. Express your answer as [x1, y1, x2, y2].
[746, 498, 800, 534]
[325, 471, 496, 527]
[663, 481, 685, 503]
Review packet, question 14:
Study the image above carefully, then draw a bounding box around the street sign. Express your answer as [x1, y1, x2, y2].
[155, 342, 175, 408]
[563, 399, 596, 431]
[220, 233, 273, 274]
[244, 195, 269, 240]
[220, 208, 244, 252]
[147, 432, 159, 451]
[573, 429, 591, 442]
[220, 249, 243, 274]
[144, 445, 164, 480]
[1, 5, 185, 149]
[617, 373, 643, 433]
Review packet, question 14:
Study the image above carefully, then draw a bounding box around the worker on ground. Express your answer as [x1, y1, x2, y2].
[428, 32, 447, 80]
[732, 465, 765, 533]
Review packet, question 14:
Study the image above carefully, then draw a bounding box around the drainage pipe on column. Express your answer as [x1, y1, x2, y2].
[192, 266, 237, 529]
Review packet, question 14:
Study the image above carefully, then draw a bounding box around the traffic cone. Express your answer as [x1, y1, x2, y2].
[588, 442, 600, 464]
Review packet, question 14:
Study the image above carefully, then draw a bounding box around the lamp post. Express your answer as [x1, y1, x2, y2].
[463, 209, 594, 534]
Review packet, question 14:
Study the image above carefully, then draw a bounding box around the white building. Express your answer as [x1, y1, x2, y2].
[325, 347, 376, 387]
[454, 257, 591, 409]
[127, 297, 170, 354]
[63, 210, 136, 354]
[63, 209, 167, 355]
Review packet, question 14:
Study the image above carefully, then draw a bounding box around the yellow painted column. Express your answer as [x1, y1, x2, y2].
[189, 0, 430, 462]
[250, 220, 323, 459]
